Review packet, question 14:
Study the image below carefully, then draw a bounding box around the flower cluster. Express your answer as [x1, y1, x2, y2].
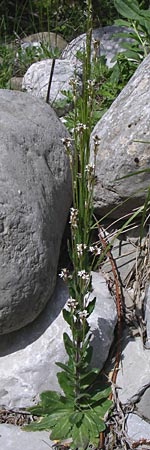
[73, 123, 88, 134]
[59, 268, 69, 281]
[76, 243, 87, 257]
[78, 310, 88, 320]
[69, 207, 78, 229]
[89, 245, 101, 256]
[67, 297, 78, 310]
[78, 270, 90, 283]
[85, 163, 95, 175]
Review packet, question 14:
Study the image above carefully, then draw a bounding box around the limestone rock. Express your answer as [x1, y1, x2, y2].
[126, 413, 150, 441]
[0, 89, 72, 334]
[90, 54, 150, 218]
[116, 333, 150, 411]
[0, 272, 117, 408]
[22, 59, 82, 116]
[0, 424, 51, 450]
[144, 283, 150, 348]
[61, 26, 132, 68]
[136, 386, 150, 422]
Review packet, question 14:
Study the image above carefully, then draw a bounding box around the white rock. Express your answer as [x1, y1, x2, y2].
[117, 334, 150, 404]
[0, 272, 117, 408]
[22, 59, 82, 115]
[126, 413, 150, 441]
[0, 424, 51, 450]
[90, 53, 150, 218]
[61, 26, 133, 68]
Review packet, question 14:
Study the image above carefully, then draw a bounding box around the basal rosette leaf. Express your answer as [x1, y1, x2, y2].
[50, 414, 73, 441]
[71, 420, 89, 450]
[26, 391, 64, 416]
[69, 411, 84, 425]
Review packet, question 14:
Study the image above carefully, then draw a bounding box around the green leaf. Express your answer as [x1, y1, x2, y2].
[24, 414, 55, 432]
[69, 411, 84, 425]
[86, 297, 96, 317]
[114, 0, 142, 20]
[28, 391, 63, 416]
[56, 362, 74, 375]
[63, 308, 73, 327]
[86, 409, 105, 432]
[91, 386, 111, 403]
[71, 420, 89, 450]
[63, 332, 75, 358]
[83, 411, 100, 446]
[80, 368, 99, 388]
[94, 399, 112, 419]
[114, 18, 133, 27]
[57, 371, 75, 397]
[50, 414, 73, 441]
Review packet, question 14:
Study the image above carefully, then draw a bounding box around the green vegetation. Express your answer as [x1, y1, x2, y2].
[24, 2, 112, 447]
[1, 0, 150, 448]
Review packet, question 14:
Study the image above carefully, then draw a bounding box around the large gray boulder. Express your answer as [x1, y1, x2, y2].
[0, 89, 72, 334]
[90, 54, 150, 218]
[61, 26, 132, 68]
[0, 272, 117, 408]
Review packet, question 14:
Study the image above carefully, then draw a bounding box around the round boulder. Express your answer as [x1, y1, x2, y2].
[0, 89, 72, 334]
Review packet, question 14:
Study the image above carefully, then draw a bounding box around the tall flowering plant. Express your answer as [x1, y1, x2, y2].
[25, 1, 112, 448]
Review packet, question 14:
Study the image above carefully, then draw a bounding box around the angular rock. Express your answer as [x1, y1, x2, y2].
[144, 283, 150, 348]
[0, 424, 51, 450]
[0, 272, 117, 408]
[22, 59, 82, 116]
[116, 333, 150, 408]
[136, 386, 150, 422]
[126, 413, 150, 441]
[90, 54, 150, 218]
[0, 89, 72, 334]
[61, 26, 132, 68]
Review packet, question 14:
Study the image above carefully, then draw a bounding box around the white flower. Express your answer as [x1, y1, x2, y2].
[85, 164, 95, 175]
[74, 123, 87, 134]
[76, 243, 87, 257]
[89, 245, 101, 256]
[78, 310, 88, 320]
[78, 270, 90, 282]
[59, 268, 69, 281]
[69, 208, 78, 228]
[61, 137, 72, 150]
[67, 297, 78, 309]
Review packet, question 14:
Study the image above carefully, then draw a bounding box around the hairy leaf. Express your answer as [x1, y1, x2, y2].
[71, 420, 89, 450]
[57, 371, 75, 397]
[50, 414, 73, 441]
